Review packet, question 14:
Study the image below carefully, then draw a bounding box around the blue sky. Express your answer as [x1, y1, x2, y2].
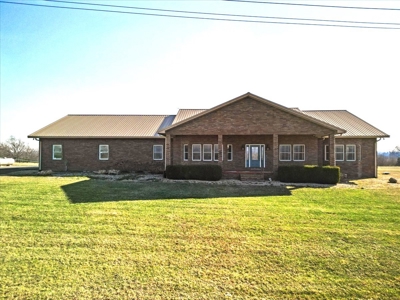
[1, 0, 399, 151]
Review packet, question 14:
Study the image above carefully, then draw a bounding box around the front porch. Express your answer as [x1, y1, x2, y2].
[164, 133, 337, 181]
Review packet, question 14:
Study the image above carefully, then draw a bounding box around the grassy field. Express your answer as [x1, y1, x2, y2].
[1, 168, 399, 299]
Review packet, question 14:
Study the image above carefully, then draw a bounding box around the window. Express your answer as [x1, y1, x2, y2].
[293, 144, 305, 161]
[214, 144, 218, 161]
[153, 145, 163, 160]
[324, 145, 330, 161]
[192, 144, 201, 161]
[203, 144, 212, 161]
[52, 145, 62, 160]
[227, 144, 233, 161]
[335, 145, 344, 161]
[346, 145, 356, 161]
[279, 144, 291, 161]
[99, 145, 109, 160]
[183, 144, 189, 161]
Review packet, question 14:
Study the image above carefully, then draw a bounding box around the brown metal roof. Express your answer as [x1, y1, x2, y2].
[173, 109, 206, 124]
[28, 115, 175, 138]
[302, 110, 389, 138]
[28, 93, 389, 140]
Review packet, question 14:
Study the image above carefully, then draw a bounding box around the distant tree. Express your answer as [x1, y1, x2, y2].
[6, 136, 28, 160]
[0, 142, 12, 157]
[397, 157, 400, 166]
[377, 146, 400, 166]
[0, 136, 38, 162]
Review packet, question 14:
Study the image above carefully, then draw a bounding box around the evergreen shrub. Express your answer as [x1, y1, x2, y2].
[277, 165, 340, 184]
[166, 165, 222, 181]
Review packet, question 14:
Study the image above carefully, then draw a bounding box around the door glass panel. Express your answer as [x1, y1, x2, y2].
[251, 146, 259, 160]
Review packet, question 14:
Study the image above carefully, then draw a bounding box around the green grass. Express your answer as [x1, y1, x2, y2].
[1, 176, 399, 299]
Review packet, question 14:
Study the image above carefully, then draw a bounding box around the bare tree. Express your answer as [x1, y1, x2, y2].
[378, 146, 400, 166]
[24, 146, 39, 162]
[0, 136, 38, 162]
[0, 142, 11, 157]
[6, 136, 28, 160]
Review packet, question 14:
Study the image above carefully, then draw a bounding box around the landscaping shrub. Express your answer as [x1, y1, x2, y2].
[166, 165, 222, 181]
[277, 165, 340, 184]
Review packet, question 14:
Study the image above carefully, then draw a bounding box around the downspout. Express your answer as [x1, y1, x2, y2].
[39, 139, 42, 171]
[34, 138, 42, 171]
[375, 138, 382, 178]
[164, 136, 167, 174]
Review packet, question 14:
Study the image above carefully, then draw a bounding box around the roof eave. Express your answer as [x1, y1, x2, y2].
[338, 134, 390, 139]
[28, 136, 166, 139]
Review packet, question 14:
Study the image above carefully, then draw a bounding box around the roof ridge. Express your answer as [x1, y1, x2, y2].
[176, 108, 207, 111]
[302, 109, 348, 112]
[67, 114, 172, 116]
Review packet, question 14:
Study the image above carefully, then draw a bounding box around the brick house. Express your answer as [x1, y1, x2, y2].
[28, 93, 389, 179]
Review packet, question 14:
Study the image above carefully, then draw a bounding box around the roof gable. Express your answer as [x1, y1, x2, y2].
[160, 92, 346, 135]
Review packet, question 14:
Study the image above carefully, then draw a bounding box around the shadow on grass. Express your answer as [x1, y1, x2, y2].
[62, 179, 293, 204]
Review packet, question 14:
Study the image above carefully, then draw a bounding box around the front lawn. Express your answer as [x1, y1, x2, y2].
[1, 174, 399, 299]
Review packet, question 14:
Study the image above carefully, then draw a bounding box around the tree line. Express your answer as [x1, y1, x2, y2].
[377, 146, 400, 166]
[0, 136, 38, 162]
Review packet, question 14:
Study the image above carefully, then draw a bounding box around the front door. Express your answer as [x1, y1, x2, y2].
[245, 144, 265, 168]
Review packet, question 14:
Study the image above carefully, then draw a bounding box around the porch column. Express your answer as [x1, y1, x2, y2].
[218, 134, 223, 166]
[329, 134, 336, 166]
[273, 134, 279, 173]
[165, 133, 172, 167]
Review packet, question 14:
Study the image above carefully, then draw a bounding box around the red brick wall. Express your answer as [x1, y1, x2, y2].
[40, 138, 165, 173]
[322, 138, 377, 178]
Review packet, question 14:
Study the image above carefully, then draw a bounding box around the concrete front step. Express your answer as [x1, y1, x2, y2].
[240, 172, 265, 181]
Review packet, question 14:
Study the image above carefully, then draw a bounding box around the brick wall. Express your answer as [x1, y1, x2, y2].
[40, 138, 165, 173]
[322, 138, 377, 178]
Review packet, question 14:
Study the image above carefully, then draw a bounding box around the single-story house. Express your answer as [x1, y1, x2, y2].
[28, 93, 389, 179]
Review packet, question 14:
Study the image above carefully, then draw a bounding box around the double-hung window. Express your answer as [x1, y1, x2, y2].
[153, 145, 163, 160]
[52, 145, 62, 160]
[203, 144, 212, 161]
[183, 144, 189, 161]
[99, 145, 109, 160]
[335, 145, 344, 161]
[227, 144, 233, 161]
[293, 144, 305, 161]
[324, 145, 330, 161]
[279, 144, 291, 161]
[325, 145, 330, 161]
[214, 144, 220, 161]
[192, 144, 201, 161]
[346, 145, 356, 161]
